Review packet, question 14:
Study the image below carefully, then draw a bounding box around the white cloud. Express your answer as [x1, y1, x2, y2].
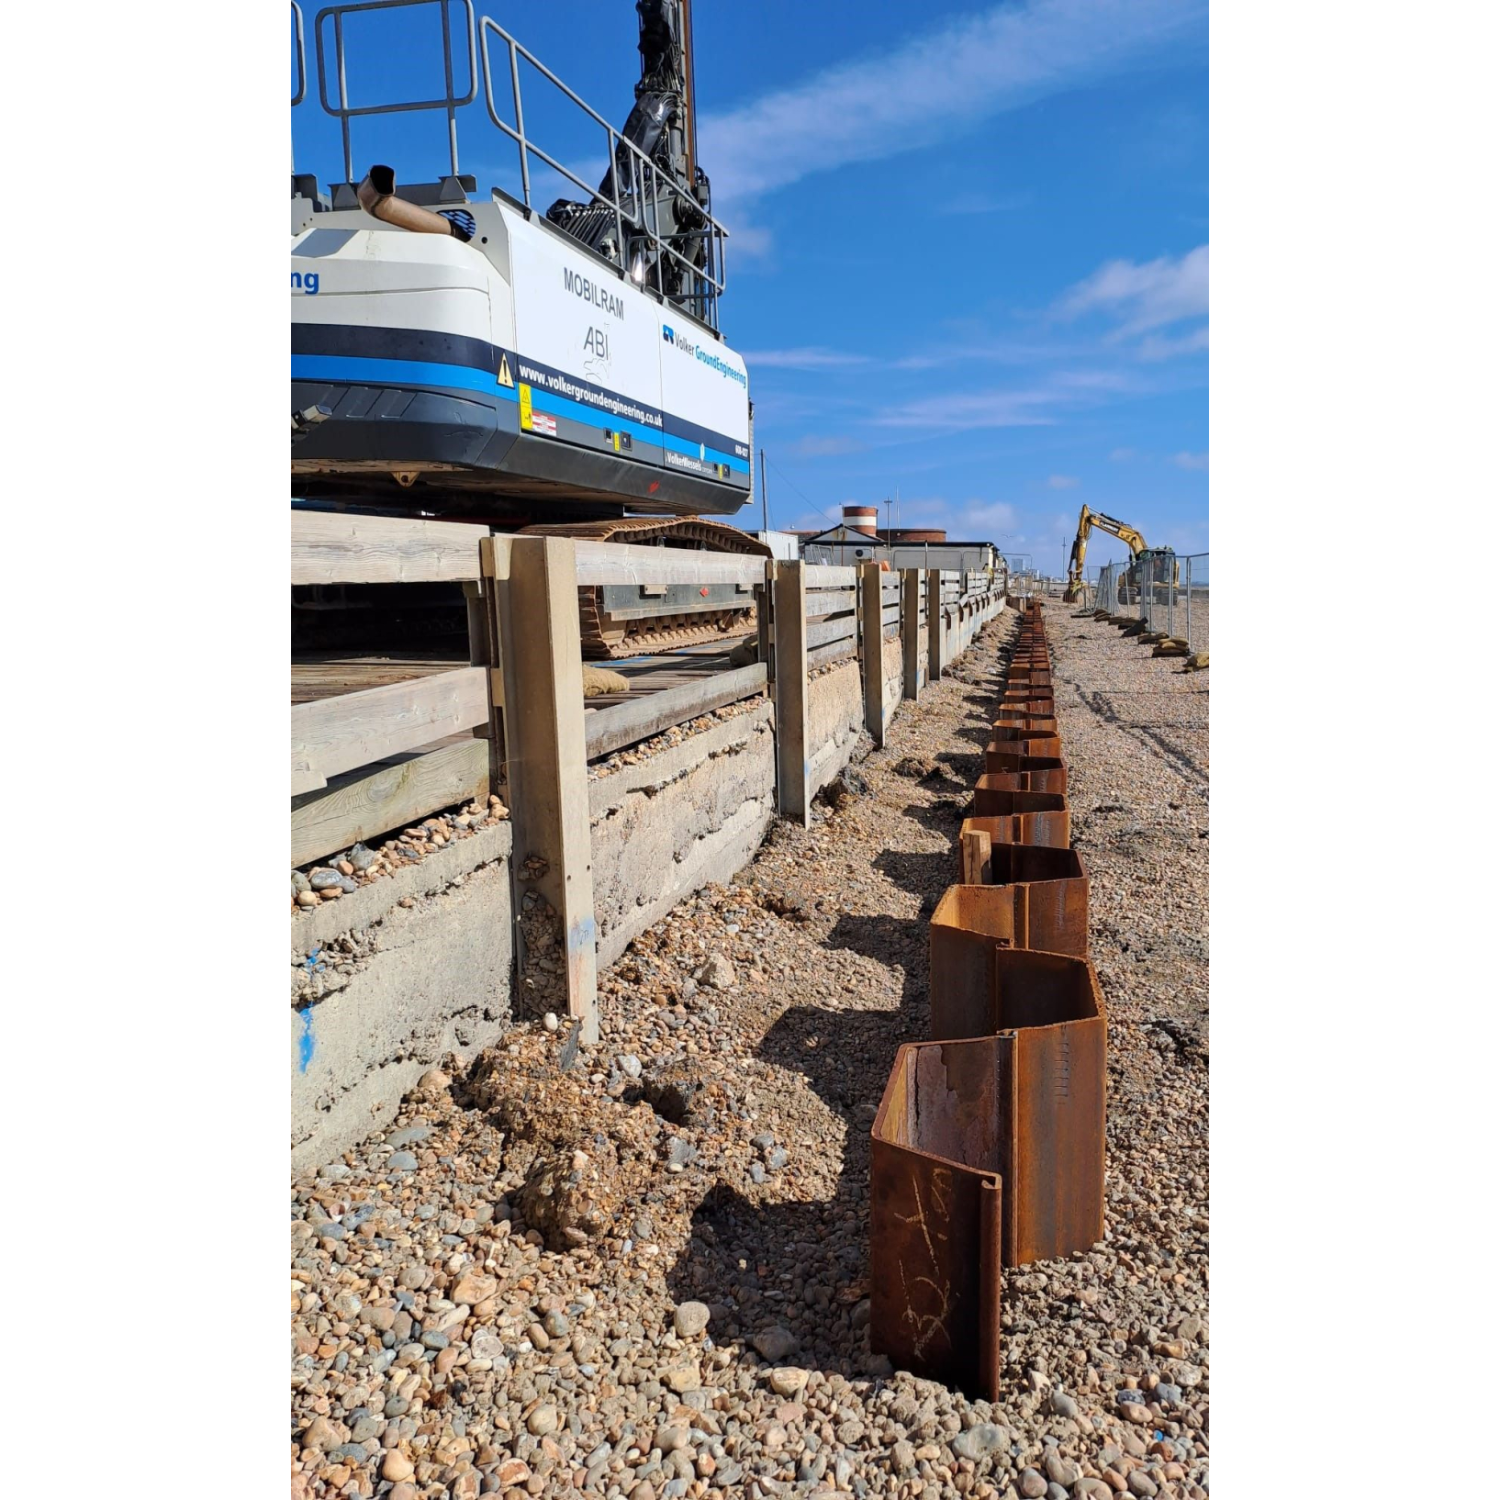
[873, 370, 1136, 433]
[791, 434, 867, 457]
[745, 347, 871, 370]
[938, 190, 1033, 216]
[699, 0, 1206, 205]
[1110, 447, 1137, 461]
[1139, 325, 1210, 361]
[1059, 245, 1208, 336]
[1047, 474, 1080, 490]
[1172, 450, 1209, 470]
[899, 497, 1021, 540]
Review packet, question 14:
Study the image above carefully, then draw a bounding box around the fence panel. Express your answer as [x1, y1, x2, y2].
[1184, 553, 1209, 655]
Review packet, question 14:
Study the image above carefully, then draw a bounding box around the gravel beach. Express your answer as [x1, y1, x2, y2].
[290, 601, 1209, 1500]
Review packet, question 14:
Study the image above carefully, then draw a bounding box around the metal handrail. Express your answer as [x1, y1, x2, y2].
[313, 0, 477, 184]
[292, 2, 307, 107]
[300, 1, 731, 330]
[477, 15, 727, 329]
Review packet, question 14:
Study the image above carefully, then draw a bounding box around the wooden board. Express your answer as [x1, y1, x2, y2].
[291, 656, 468, 705]
[805, 587, 857, 617]
[291, 666, 489, 795]
[772, 562, 809, 825]
[291, 738, 490, 868]
[490, 534, 599, 1042]
[808, 639, 858, 670]
[573, 539, 767, 589]
[860, 563, 886, 747]
[584, 663, 767, 760]
[806, 616, 857, 650]
[291, 509, 488, 585]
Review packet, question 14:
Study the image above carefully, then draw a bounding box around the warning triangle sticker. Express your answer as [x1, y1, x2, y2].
[496, 352, 514, 388]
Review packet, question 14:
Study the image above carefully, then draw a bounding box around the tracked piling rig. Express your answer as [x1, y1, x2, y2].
[291, 0, 769, 658]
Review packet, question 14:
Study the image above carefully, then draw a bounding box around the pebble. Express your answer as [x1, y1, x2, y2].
[753, 1326, 798, 1361]
[526, 1404, 559, 1436]
[386, 1151, 418, 1172]
[1020, 1469, 1048, 1498]
[1046, 1453, 1081, 1486]
[381, 1451, 414, 1482]
[951, 1423, 1009, 1460]
[695, 953, 736, 990]
[1127, 1473, 1159, 1497]
[768, 1367, 809, 1396]
[1051, 1389, 1079, 1419]
[543, 1012, 560, 1032]
[673, 1301, 711, 1338]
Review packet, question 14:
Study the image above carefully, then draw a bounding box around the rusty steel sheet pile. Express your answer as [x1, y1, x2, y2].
[870, 598, 1110, 1397]
[944, 846, 1091, 955]
[870, 1041, 1005, 1399]
[926, 943, 1106, 1264]
[983, 730, 1064, 771]
[974, 760, 1069, 802]
[960, 809, 1073, 855]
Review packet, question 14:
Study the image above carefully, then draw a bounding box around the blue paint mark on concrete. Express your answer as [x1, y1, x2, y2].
[298, 1007, 316, 1073]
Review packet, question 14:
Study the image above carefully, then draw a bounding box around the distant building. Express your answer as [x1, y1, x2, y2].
[799, 506, 1000, 573]
[754, 530, 803, 561]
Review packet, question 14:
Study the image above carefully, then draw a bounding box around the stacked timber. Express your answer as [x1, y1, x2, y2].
[868, 599, 1108, 1400]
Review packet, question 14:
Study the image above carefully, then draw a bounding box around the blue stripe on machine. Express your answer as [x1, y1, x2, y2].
[290, 353, 750, 475]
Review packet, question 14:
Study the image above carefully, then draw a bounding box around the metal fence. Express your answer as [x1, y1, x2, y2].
[1138, 552, 1179, 638]
[1092, 563, 1120, 616]
[1183, 553, 1209, 655]
[1089, 554, 1208, 657]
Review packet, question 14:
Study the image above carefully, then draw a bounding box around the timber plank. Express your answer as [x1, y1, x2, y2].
[584, 663, 767, 759]
[290, 738, 491, 867]
[291, 509, 488, 585]
[291, 666, 489, 795]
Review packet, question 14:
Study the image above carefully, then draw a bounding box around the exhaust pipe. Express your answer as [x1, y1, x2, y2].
[357, 165, 472, 242]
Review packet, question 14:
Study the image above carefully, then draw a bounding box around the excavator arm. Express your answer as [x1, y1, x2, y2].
[1064, 505, 1148, 602]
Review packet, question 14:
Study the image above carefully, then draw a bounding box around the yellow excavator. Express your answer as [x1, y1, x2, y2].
[1063, 505, 1173, 604]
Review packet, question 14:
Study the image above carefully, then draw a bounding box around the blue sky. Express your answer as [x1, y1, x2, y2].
[292, 0, 1208, 575]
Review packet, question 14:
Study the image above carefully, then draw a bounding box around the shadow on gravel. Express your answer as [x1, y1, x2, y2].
[950, 723, 994, 748]
[897, 798, 971, 836]
[665, 983, 926, 1381]
[1072, 686, 1208, 787]
[872, 848, 954, 909]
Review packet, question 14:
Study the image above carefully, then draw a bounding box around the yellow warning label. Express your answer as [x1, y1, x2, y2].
[497, 352, 514, 388]
[518, 382, 532, 429]
[612, 431, 621, 452]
